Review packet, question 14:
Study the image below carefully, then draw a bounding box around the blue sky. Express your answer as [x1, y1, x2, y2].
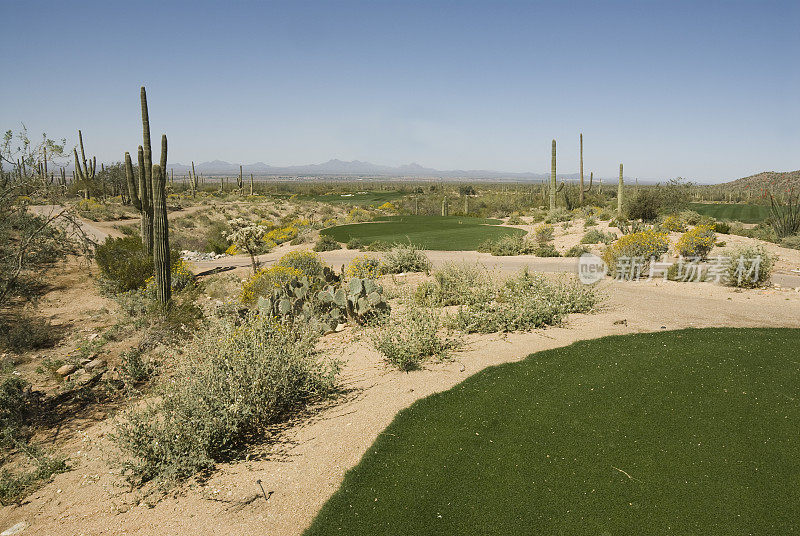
[2, 0, 798, 182]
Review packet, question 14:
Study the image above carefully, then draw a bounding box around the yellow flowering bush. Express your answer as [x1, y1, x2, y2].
[602, 229, 670, 277]
[675, 224, 716, 259]
[265, 225, 298, 245]
[276, 250, 325, 278]
[378, 202, 396, 212]
[346, 255, 384, 279]
[346, 207, 371, 222]
[322, 218, 339, 228]
[661, 214, 687, 233]
[240, 265, 302, 305]
[225, 244, 240, 255]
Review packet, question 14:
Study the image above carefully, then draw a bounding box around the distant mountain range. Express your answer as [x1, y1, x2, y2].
[161, 158, 635, 183]
[723, 170, 800, 190]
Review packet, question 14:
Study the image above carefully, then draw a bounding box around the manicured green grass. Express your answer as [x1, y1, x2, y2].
[320, 215, 525, 251]
[688, 203, 770, 223]
[305, 328, 800, 536]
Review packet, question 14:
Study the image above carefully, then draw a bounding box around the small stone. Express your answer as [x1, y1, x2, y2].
[56, 364, 78, 377]
[335, 323, 346, 332]
[1, 521, 27, 535]
[84, 358, 106, 372]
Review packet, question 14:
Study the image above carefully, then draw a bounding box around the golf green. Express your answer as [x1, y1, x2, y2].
[305, 328, 800, 535]
[320, 215, 525, 250]
[688, 203, 770, 223]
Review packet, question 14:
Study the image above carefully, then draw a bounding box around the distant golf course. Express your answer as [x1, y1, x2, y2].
[305, 328, 800, 536]
[688, 202, 770, 223]
[320, 215, 526, 250]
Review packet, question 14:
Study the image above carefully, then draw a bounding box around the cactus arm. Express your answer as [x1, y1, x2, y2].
[151, 163, 171, 305]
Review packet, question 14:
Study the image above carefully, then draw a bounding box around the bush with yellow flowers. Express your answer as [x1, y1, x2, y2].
[264, 225, 298, 246]
[661, 214, 687, 233]
[346, 255, 384, 279]
[378, 201, 396, 213]
[240, 265, 303, 305]
[225, 244, 240, 255]
[602, 228, 670, 277]
[675, 224, 716, 259]
[346, 207, 371, 223]
[276, 250, 325, 279]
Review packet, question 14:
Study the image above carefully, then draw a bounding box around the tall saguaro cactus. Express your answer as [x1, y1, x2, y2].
[123, 86, 171, 304]
[578, 133, 593, 205]
[73, 130, 96, 198]
[550, 140, 557, 210]
[151, 162, 171, 304]
[618, 163, 624, 217]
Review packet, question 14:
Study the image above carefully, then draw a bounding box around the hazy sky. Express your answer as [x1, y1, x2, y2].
[2, 0, 798, 182]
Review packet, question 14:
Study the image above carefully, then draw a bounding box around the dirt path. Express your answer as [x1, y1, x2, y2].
[2, 278, 799, 536]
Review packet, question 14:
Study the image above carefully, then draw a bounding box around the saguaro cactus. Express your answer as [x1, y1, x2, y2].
[151, 160, 171, 305]
[578, 133, 593, 205]
[250, 173, 254, 196]
[441, 196, 448, 216]
[190, 161, 198, 197]
[73, 130, 96, 198]
[549, 139, 564, 210]
[237, 165, 244, 192]
[618, 163, 624, 217]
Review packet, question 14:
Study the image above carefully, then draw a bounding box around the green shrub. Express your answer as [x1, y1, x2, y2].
[373, 307, 459, 371]
[363, 240, 392, 252]
[626, 189, 661, 221]
[714, 221, 731, 234]
[276, 250, 325, 279]
[679, 210, 703, 226]
[382, 244, 431, 274]
[661, 214, 687, 232]
[112, 314, 339, 485]
[675, 224, 716, 259]
[534, 245, 561, 257]
[95, 236, 154, 293]
[0, 311, 59, 354]
[532, 223, 554, 247]
[580, 229, 616, 245]
[564, 245, 591, 257]
[414, 263, 493, 306]
[346, 237, 365, 249]
[0, 449, 68, 506]
[0, 376, 31, 435]
[506, 214, 525, 225]
[723, 244, 775, 288]
[313, 235, 342, 252]
[780, 234, 800, 249]
[478, 234, 533, 256]
[449, 270, 598, 333]
[583, 216, 597, 227]
[240, 266, 303, 305]
[544, 208, 571, 223]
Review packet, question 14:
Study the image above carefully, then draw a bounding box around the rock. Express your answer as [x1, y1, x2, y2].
[335, 323, 346, 332]
[56, 364, 78, 377]
[84, 358, 106, 372]
[1, 521, 27, 535]
[613, 319, 627, 326]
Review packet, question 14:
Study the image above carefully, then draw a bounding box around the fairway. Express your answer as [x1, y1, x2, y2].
[299, 190, 406, 206]
[305, 328, 800, 536]
[688, 202, 769, 223]
[320, 215, 526, 250]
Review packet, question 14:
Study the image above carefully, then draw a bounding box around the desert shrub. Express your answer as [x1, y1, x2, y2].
[449, 270, 598, 333]
[0, 448, 68, 506]
[224, 244, 239, 255]
[596, 209, 614, 220]
[346, 207, 371, 223]
[580, 229, 616, 245]
[478, 234, 533, 256]
[373, 307, 459, 371]
[583, 216, 597, 227]
[626, 189, 661, 221]
[0, 311, 59, 354]
[363, 240, 391, 251]
[112, 314, 339, 484]
[661, 214, 687, 232]
[240, 266, 303, 305]
[168, 259, 196, 291]
[276, 250, 325, 279]
[95, 236, 154, 293]
[120, 348, 154, 385]
[0, 376, 31, 435]
[780, 234, 800, 250]
[313, 235, 341, 252]
[346, 255, 384, 279]
[204, 221, 230, 254]
[506, 214, 525, 225]
[264, 225, 298, 246]
[675, 224, 716, 259]
[544, 207, 571, 223]
[679, 210, 703, 226]
[534, 244, 561, 257]
[378, 202, 397, 212]
[564, 245, 591, 257]
[713, 221, 731, 234]
[602, 229, 670, 278]
[723, 244, 775, 288]
[382, 244, 431, 274]
[346, 237, 365, 249]
[414, 263, 493, 306]
[532, 223, 554, 247]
